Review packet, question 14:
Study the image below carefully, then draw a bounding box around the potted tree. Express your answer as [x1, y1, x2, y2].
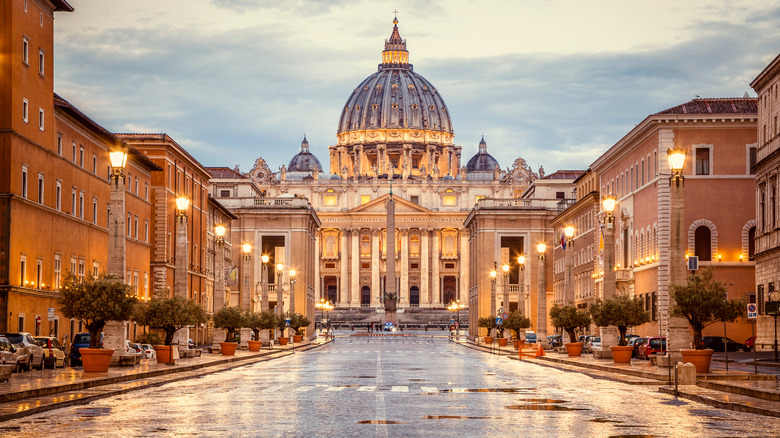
[589, 295, 649, 363]
[277, 314, 290, 345]
[550, 305, 591, 357]
[212, 306, 246, 355]
[477, 316, 497, 344]
[244, 311, 263, 352]
[290, 313, 311, 343]
[133, 293, 208, 364]
[58, 273, 136, 372]
[259, 310, 277, 346]
[504, 311, 532, 349]
[671, 267, 744, 373]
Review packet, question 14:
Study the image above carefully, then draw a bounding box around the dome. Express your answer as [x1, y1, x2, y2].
[466, 136, 499, 172]
[337, 18, 453, 137]
[288, 136, 323, 173]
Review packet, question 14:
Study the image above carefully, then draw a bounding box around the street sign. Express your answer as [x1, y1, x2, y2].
[687, 256, 699, 271]
[47, 307, 55, 321]
[497, 306, 503, 316]
[766, 301, 779, 316]
[747, 303, 757, 319]
[502, 312, 509, 320]
[495, 317, 503, 326]
[284, 318, 291, 327]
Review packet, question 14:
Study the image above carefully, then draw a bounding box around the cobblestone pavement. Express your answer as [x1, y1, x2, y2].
[0, 333, 777, 437]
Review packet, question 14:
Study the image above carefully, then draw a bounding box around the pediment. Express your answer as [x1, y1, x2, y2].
[351, 194, 430, 214]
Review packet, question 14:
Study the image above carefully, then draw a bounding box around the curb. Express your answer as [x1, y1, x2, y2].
[658, 386, 780, 418]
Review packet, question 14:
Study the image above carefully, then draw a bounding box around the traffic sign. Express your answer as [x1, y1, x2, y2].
[747, 303, 757, 319]
[47, 307, 55, 321]
[495, 317, 503, 325]
[284, 318, 291, 327]
[687, 256, 699, 271]
[502, 312, 509, 320]
[497, 306, 503, 316]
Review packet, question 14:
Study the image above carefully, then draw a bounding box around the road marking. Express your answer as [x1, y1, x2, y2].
[295, 386, 315, 392]
[376, 351, 388, 437]
[391, 386, 408, 392]
[357, 386, 376, 391]
[420, 386, 439, 393]
[325, 386, 346, 392]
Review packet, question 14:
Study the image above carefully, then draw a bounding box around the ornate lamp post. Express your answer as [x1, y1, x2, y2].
[289, 269, 296, 313]
[599, 194, 619, 352]
[489, 263, 497, 337]
[174, 196, 189, 301]
[537, 242, 547, 341]
[211, 224, 227, 346]
[666, 145, 692, 361]
[241, 243, 251, 311]
[106, 149, 128, 359]
[502, 263, 510, 315]
[563, 225, 575, 305]
[517, 254, 526, 316]
[261, 254, 269, 311]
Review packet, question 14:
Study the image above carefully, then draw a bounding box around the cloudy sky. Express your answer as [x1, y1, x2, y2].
[54, 0, 780, 174]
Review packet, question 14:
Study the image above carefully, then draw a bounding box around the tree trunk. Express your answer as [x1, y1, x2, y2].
[566, 328, 577, 343]
[618, 326, 628, 346]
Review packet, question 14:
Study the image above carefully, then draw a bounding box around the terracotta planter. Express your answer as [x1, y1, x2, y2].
[498, 338, 508, 347]
[220, 342, 238, 356]
[293, 335, 302, 343]
[80, 348, 114, 372]
[610, 345, 634, 364]
[484, 336, 494, 344]
[565, 342, 584, 357]
[278, 337, 289, 346]
[247, 340, 262, 352]
[681, 349, 714, 373]
[154, 345, 174, 364]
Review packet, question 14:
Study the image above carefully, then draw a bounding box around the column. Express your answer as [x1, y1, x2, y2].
[212, 243, 227, 345]
[459, 229, 469, 301]
[519, 265, 526, 316]
[431, 228, 440, 305]
[350, 228, 361, 307]
[370, 228, 380, 307]
[172, 207, 190, 346]
[314, 232, 321, 301]
[420, 228, 430, 307]
[105, 172, 127, 359]
[564, 237, 574, 305]
[340, 230, 349, 306]
[240, 251, 251, 311]
[400, 229, 409, 307]
[600, 212, 619, 351]
[667, 170, 692, 359]
[537, 250, 547, 341]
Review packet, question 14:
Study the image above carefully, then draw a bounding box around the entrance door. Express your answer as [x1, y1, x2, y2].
[324, 276, 338, 303]
[409, 286, 420, 307]
[361, 286, 371, 307]
[442, 276, 456, 305]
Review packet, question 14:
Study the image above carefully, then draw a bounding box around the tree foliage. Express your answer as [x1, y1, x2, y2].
[213, 306, 247, 342]
[134, 332, 163, 346]
[133, 294, 208, 345]
[290, 313, 311, 336]
[58, 272, 136, 349]
[245, 310, 278, 338]
[503, 311, 532, 338]
[589, 295, 650, 346]
[550, 305, 591, 343]
[477, 316, 497, 336]
[671, 267, 744, 349]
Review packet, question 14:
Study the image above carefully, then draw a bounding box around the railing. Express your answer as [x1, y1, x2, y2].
[217, 197, 312, 209]
[474, 198, 567, 210]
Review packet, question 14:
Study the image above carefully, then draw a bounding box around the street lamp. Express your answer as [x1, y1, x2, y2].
[489, 263, 497, 337]
[518, 254, 526, 316]
[601, 194, 619, 351]
[563, 225, 575, 305]
[213, 224, 227, 313]
[502, 263, 510, 315]
[261, 254, 269, 311]
[289, 269, 296, 313]
[537, 242, 547, 341]
[214, 224, 226, 245]
[108, 150, 128, 185]
[276, 262, 284, 316]
[175, 196, 189, 220]
[106, 148, 128, 358]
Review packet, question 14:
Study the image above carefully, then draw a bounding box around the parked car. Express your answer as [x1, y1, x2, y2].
[383, 322, 395, 331]
[188, 339, 196, 349]
[628, 337, 645, 358]
[637, 337, 666, 360]
[125, 340, 142, 357]
[623, 334, 640, 344]
[548, 334, 563, 348]
[34, 336, 66, 368]
[700, 336, 749, 352]
[525, 331, 537, 343]
[139, 344, 156, 360]
[71, 333, 102, 366]
[0, 332, 45, 371]
[584, 336, 601, 353]
[0, 336, 24, 371]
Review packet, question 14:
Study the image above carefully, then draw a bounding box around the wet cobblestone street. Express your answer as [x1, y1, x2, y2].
[0, 333, 776, 437]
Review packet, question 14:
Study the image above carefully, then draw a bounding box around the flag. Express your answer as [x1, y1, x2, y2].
[599, 228, 604, 253]
[227, 266, 238, 286]
[561, 231, 566, 250]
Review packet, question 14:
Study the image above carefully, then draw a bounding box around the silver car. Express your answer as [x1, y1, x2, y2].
[0, 332, 45, 371]
[0, 336, 24, 371]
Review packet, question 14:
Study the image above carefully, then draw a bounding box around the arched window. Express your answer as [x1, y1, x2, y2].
[748, 226, 756, 260]
[694, 226, 712, 261]
[444, 235, 455, 256]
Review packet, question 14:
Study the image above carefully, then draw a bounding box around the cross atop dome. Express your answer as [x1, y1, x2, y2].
[381, 16, 411, 70]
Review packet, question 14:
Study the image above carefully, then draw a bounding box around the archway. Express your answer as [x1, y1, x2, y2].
[361, 286, 371, 307]
[409, 286, 420, 307]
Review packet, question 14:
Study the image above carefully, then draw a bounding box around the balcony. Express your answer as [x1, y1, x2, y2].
[217, 196, 312, 209]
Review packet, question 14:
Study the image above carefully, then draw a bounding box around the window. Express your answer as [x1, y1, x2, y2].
[144, 273, 149, 298]
[127, 214, 132, 236]
[18, 315, 25, 333]
[22, 166, 28, 198]
[475, 195, 486, 204]
[144, 183, 149, 201]
[93, 154, 97, 174]
[79, 147, 84, 167]
[93, 262, 99, 277]
[20, 255, 26, 287]
[54, 254, 61, 290]
[749, 146, 757, 175]
[360, 195, 370, 205]
[219, 189, 231, 197]
[748, 226, 756, 261]
[144, 220, 149, 242]
[92, 198, 98, 225]
[556, 191, 565, 199]
[55, 181, 61, 211]
[410, 195, 419, 205]
[39, 49, 44, 75]
[23, 37, 29, 64]
[70, 257, 77, 277]
[771, 178, 777, 229]
[134, 178, 138, 195]
[57, 134, 62, 156]
[71, 189, 76, 216]
[694, 226, 712, 261]
[78, 192, 84, 219]
[37, 174, 44, 204]
[78, 260, 85, 282]
[654, 150, 658, 176]
[134, 216, 138, 238]
[38, 108, 44, 130]
[36, 259, 42, 289]
[22, 98, 29, 123]
[641, 159, 645, 185]
[323, 189, 338, 206]
[72, 142, 77, 162]
[695, 147, 711, 175]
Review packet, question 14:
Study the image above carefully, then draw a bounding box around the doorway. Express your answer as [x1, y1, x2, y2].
[361, 286, 371, 307]
[409, 286, 420, 307]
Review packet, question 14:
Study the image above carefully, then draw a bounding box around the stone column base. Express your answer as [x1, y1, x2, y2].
[240, 328, 252, 348]
[172, 327, 189, 347]
[212, 328, 227, 345]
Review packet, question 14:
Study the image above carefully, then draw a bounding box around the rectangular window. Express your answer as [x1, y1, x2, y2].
[144, 221, 149, 242]
[92, 198, 98, 225]
[79, 147, 84, 167]
[70, 257, 76, 277]
[18, 315, 24, 333]
[695, 147, 711, 175]
[93, 262, 99, 277]
[57, 134, 62, 156]
[54, 254, 61, 290]
[749, 146, 757, 175]
[71, 189, 76, 216]
[36, 259, 42, 289]
[22, 98, 29, 123]
[38, 108, 44, 131]
[23, 37, 29, 64]
[135, 178, 138, 195]
[360, 195, 370, 205]
[654, 151, 658, 176]
[56, 181, 61, 210]
[410, 195, 419, 205]
[79, 192, 84, 219]
[220, 189, 231, 197]
[93, 154, 97, 174]
[72, 142, 77, 162]
[442, 195, 456, 206]
[134, 216, 138, 239]
[144, 183, 149, 201]
[641, 159, 645, 185]
[78, 260, 85, 282]
[127, 213, 132, 236]
[144, 273, 149, 298]
[22, 166, 28, 198]
[20, 255, 26, 287]
[39, 49, 44, 75]
[37, 174, 44, 204]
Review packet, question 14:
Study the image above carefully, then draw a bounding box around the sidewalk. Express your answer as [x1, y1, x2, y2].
[452, 338, 780, 418]
[0, 338, 330, 422]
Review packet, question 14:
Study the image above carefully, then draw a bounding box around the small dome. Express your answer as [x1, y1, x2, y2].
[330, 174, 342, 180]
[288, 136, 323, 172]
[466, 136, 499, 172]
[442, 175, 454, 180]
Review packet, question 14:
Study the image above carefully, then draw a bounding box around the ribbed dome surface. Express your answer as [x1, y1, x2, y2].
[337, 19, 453, 136]
[288, 136, 323, 172]
[466, 136, 499, 172]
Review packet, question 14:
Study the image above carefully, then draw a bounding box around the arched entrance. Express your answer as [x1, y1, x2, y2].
[443, 276, 456, 305]
[409, 286, 420, 307]
[361, 286, 371, 307]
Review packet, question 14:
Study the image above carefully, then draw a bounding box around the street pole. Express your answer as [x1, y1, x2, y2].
[537, 243, 547, 342]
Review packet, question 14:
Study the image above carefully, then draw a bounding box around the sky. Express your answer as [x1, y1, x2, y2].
[53, 0, 780, 175]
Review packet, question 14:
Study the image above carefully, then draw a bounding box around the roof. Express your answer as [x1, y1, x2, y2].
[207, 167, 247, 179]
[655, 98, 757, 115]
[751, 53, 780, 92]
[541, 170, 586, 180]
[54, 94, 161, 172]
[208, 196, 239, 220]
[53, 1, 74, 12]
